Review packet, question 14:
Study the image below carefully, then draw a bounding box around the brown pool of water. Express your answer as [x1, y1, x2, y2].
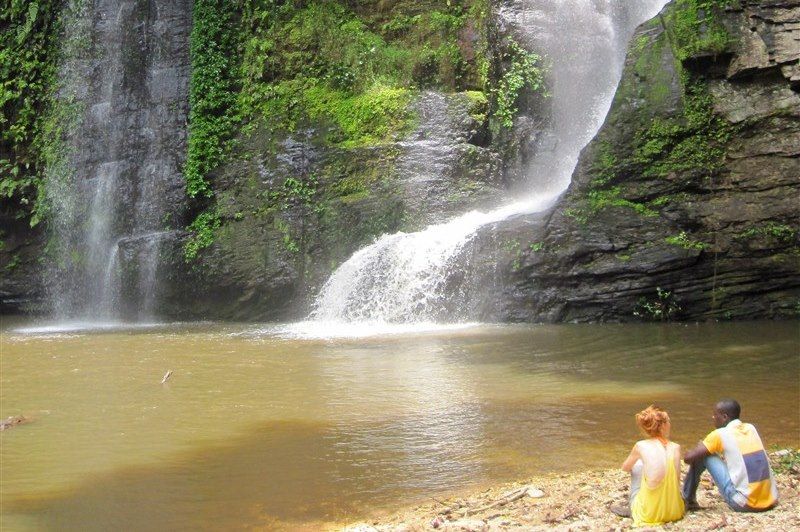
[1, 319, 798, 530]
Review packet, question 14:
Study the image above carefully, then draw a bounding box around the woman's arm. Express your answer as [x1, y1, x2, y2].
[621, 443, 640, 472]
[673, 444, 682, 481]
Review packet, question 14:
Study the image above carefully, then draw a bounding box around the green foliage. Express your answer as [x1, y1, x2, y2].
[529, 241, 544, 252]
[302, 84, 414, 147]
[271, 217, 299, 253]
[633, 74, 734, 178]
[665, 231, 709, 250]
[667, 0, 733, 61]
[737, 223, 797, 243]
[590, 142, 618, 187]
[565, 186, 657, 224]
[503, 239, 523, 271]
[770, 448, 800, 475]
[588, 187, 658, 217]
[463, 90, 488, 123]
[184, 210, 221, 261]
[492, 41, 544, 130]
[268, 175, 321, 213]
[634, 287, 681, 321]
[0, 0, 63, 226]
[184, 0, 241, 198]
[237, 1, 492, 147]
[4, 252, 21, 271]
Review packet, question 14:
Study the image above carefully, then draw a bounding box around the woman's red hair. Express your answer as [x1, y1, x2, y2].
[635, 405, 670, 439]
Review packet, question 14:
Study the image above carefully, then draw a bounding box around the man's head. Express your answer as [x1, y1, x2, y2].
[712, 399, 741, 428]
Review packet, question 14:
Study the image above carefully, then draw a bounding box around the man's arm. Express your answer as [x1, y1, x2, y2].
[683, 442, 711, 464]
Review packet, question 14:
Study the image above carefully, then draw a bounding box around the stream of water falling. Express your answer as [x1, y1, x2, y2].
[46, 0, 190, 322]
[309, 0, 669, 327]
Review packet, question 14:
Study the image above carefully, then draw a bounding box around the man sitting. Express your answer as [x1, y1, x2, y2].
[682, 399, 778, 512]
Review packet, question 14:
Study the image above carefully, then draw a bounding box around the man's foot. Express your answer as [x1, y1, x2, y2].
[610, 503, 631, 518]
[684, 499, 702, 512]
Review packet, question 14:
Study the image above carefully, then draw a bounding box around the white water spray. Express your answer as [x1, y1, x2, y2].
[305, 0, 669, 330]
[46, 0, 190, 321]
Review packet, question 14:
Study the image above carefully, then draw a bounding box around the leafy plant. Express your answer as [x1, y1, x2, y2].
[0, 0, 63, 225]
[184, 210, 221, 261]
[737, 223, 797, 243]
[492, 41, 544, 129]
[665, 231, 709, 251]
[634, 287, 681, 321]
[184, 0, 241, 199]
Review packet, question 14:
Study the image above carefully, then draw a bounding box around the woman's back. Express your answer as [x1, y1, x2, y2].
[637, 439, 681, 487]
[631, 440, 685, 526]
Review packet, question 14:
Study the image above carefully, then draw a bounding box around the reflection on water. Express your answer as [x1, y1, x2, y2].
[1, 320, 798, 530]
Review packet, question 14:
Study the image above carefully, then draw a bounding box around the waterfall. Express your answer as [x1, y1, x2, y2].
[46, 0, 191, 321]
[310, 0, 669, 326]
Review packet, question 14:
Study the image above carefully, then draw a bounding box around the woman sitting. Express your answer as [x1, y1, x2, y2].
[619, 405, 685, 526]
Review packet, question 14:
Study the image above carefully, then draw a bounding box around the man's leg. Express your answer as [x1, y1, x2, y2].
[702, 455, 748, 511]
[682, 459, 705, 505]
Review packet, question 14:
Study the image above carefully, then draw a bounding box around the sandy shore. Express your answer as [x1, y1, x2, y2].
[338, 452, 799, 531]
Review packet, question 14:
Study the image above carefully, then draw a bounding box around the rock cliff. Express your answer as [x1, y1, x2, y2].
[492, 0, 800, 322]
[3, 0, 797, 323]
[157, 0, 540, 320]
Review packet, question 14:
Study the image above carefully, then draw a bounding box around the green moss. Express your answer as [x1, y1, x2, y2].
[590, 142, 618, 187]
[564, 207, 588, 225]
[666, 0, 734, 61]
[303, 84, 414, 148]
[631, 74, 734, 178]
[463, 90, 488, 123]
[238, 0, 492, 140]
[4, 252, 21, 271]
[736, 223, 797, 243]
[568, 18, 737, 226]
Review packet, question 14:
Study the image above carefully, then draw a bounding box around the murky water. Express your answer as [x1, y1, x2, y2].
[1, 319, 798, 530]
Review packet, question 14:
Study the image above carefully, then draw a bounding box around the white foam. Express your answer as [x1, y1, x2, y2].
[308, 0, 670, 326]
[12, 321, 171, 335]
[242, 321, 483, 340]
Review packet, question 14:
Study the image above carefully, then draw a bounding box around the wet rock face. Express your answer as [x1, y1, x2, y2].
[160, 91, 508, 321]
[0, 0, 192, 315]
[53, 0, 191, 318]
[396, 92, 505, 228]
[491, 0, 800, 322]
[0, 215, 44, 314]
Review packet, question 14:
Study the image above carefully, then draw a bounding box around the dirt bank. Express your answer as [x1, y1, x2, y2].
[339, 452, 799, 531]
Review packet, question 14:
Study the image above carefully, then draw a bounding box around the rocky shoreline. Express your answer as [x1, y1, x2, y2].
[339, 452, 799, 531]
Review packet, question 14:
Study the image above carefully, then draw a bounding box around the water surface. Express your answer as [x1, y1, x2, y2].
[1, 320, 798, 530]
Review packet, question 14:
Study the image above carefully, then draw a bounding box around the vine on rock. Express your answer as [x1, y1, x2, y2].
[0, 0, 63, 226]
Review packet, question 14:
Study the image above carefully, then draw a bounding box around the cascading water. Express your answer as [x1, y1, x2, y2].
[309, 0, 669, 327]
[46, 0, 191, 321]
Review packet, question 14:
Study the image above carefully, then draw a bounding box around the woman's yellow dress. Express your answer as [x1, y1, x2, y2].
[631, 447, 685, 526]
